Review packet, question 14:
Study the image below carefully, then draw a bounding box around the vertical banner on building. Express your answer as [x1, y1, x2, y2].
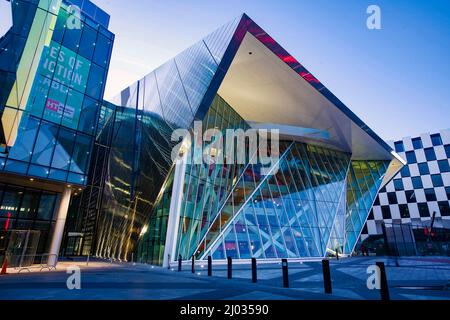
[28, 40, 90, 130]
[1, 0, 62, 147]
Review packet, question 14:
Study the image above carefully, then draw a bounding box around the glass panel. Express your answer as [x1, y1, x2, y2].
[36, 192, 56, 220]
[0, 185, 24, 219]
[31, 121, 58, 167]
[405, 151, 417, 164]
[18, 190, 40, 219]
[7, 113, 39, 162]
[430, 134, 442, 146]
[418, 162, 429, 175]
[344, 160, 389, 254]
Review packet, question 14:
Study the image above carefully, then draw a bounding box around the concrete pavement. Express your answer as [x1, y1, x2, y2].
[0, 256, 449, 300]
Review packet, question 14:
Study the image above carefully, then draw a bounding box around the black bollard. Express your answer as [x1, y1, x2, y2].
[282, 259, 289, 288]
[208, 256, 212, 276]
[322, 259, 332, 294]
[191, 256, 195, 273]
[251, 258, 257, 283]
[178, 254, 182, 272]
[227, 256, 232, 279]
[167, 254, 171, 269]
[376, 261, 390, 301]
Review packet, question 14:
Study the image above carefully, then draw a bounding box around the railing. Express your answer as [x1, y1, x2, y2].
[6, 253, 58, 273]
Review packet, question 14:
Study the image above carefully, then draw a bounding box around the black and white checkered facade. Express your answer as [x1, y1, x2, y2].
[360, 129, 450, 241]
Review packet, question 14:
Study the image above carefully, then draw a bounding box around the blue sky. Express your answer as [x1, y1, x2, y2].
[1, 0, 449, 141]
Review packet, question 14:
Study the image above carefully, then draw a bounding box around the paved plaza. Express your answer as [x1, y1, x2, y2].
[0, 257, 449, 300]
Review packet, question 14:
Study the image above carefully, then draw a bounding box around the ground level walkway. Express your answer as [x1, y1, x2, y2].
[0, 256, 449, 300]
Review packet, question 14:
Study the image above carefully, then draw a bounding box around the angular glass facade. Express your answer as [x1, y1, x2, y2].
[173, 95, 251, 261]
[344, 160, 390, 253]
[62, 14, 403, 265]
[195, 141, 351, 260]
[69, 18, 248, 260]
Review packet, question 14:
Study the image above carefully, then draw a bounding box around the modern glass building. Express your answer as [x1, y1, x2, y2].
[0, 0, 113, 263]
[1, 4, 405, 266]
[66, 14, 405, 266]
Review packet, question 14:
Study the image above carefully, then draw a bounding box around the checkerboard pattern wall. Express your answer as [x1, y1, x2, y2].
[360, 129, 450, 241]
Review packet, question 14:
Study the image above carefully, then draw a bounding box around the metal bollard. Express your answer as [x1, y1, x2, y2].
[191, 256, 195, 274]
[282, 259, 289, 288]
[86, 254, 90, 266]
[251, 258, 257, 283]
[227, 256, 232, 279]
[208, 256, 212, 276]
[376, 261, 390, 301]
[322, 259, 332, 294]
[178, 254, 182, 272]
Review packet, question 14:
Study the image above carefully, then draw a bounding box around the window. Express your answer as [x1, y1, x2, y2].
[431, 174, 444, 187]
[373, 196, 380, 206]
[393, 179, 404, 191]
[381, 206, 391, 219]
[5, 159, 27, 174]
[411, 176, 423, 189]
[70, 133, 92, 174]
[31, 121, 59, 167]
[52, 128, 76, 170]
[424, 188, 437, 201]
[424, 147, 436, 161]
[0, 185, 24, 218]
[96, 9, 110, 28]
[418, 163, 429, 175]
[361, 224, 368, 234]
[446, 186, 450, 200]
[78, 96, 99, 135]
[405, 151, 417, 164]
[86, 63, 105, 100]
[438, 201, 450, 216]
[93, 32, 111, 67]
[445, 145, 450, 158]
[36, 193, 57, 220]
[430, 133, 442, 146]
[62, 20, 83, 53]
[7, 113, 39, 163]
[82, 0, 97, 18]
[387, 192, 398, 204]
[401, 166, 411, 177]
[418, 203, 430, 217]
[405, 190, 416, 203]
[18, 190, 40, 219]
[438, 160, 450, 173]
[412, 137, 423, 149]
[28, 165, 49, 178]
[399, 204, 410, 218]
[394, 141, 404, 152]
[78, 24, 97, 60]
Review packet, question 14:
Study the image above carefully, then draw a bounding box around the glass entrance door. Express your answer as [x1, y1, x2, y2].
[65, 235, 83, 256]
